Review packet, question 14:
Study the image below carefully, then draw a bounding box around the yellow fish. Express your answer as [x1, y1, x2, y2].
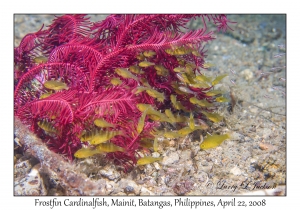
[137, 109, 148, 134]
[33, 56, 48, 64]
[173, 67, 185, 73]
[192, 50, 201, 57]
[189, 113, 195, 130]
[140, 78, 151, 88]
[129, 65, 144, 74]
[140, 138, 153, 148]
[137, 103, 154, 112]
[174, 114, 188, 123]
[203, 62, 215, 68]
[189, 97, 213, 107]
[202, 111, 223, 123]
[216, 96, 229, 103]
[89, 130, 124, 145]
[165, 109, 177, 123]
[44, 80, 68, 91]
[143, 50, 156, 58]
[176, 73, 194, 84]
[165, 48, 175, 55]
[163, 131, 181, 139]
[74, 148, 103, 158]
[39, 92, 52, 99]
[189, 82, 210, 88]
[154, 65, 169, 76]
[115, 68, 139, 81]
[153, 136, 158, 152]
[173, 46, 191, 56]
[110, 78, 122, 86]
[80, 130, 95, 142]
[139, 61, 155, 68]
[145, 88, 165, 102]
[37, 120, 57, 134]
[205, 90, 224, 96]
[170, 94, 186, 111]
[200, 133, 230, 150]
[137, 156, 163, 165]
[96, 142, 124, 153]
[195, 75, 212, 83]
[212, 74, 228, 86]
[136, 53, 145, 60]
[149, 112, 171, 123]
[178, 86, 196, 95]
[178, 126, 194, 136]
[134, 86, 148, 94]
[94, 118, 115, 128]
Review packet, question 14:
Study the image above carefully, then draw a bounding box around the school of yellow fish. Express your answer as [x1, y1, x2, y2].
[34, 46, 231, 166]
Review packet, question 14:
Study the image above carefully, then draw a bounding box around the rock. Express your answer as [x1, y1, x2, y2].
[99, 166, 120, 180]
[118, 179, 141, 195]
[180, 150, 192, 162]
[162, 152, 179, 165]
[140, 187, 155, 195]
[14, 164, 47, 195]
[240, 69, 253, 81]
[230, 166, 242, 176]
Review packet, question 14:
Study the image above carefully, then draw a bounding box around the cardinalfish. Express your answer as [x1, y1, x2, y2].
[195, 75, 212, 83]
[173, 67, 186, 73]
[171, 46, 192, 56]
[33, 56, 48, 64]
[110, 78, 122, 86]
[129, 65, 144, 74]
[163, 131, 181, 139]
[134, 86, 148, 94]
[143, 50, 156, 58]
[94, 118, 115, 128]
[203, 62, 215, 69]
[136, 104, 169, 122]
[216, 96, 229, 103]
[90, 130, 124, 145]
[44, 80, 68, 91]
[177, 126, 194, 136]
[39, 92, 53, 99]
[153, 136, 158, 152]
[212, 74, 228, 86]
[200, 133, 230, 150]
[202, 111, 223, 123]
[137, 156, 163, 166]
[145, 88, 165, 102]
[154, 65, 169, 76]
[137, 109, 148, 134]
[140, 138, 153, 148]
[189, 113, 195, 130]
[170, 95, 187, 111]
[176, 73, 195, 84]
[205, 90, 224, 96]
[37, 120, 57, 134]
[189, 97, 213, 107]
[148, 111, 171, 123]
[184, 67, 195, 77]
[137, 103, 154, 112]
[140, 78, 151, 88]
[96, 142, 125, 153]
[178, 86, 197, 95]
[139, 61, 155, 68]
[136, 53, 145, 61]
[165, 109, 177, 123]
[192, 50, 201, 57]
[74, 147, 103, 158]
[80, 130, 95, 142]
[189, 82, 210, 89]
[115, 68, 139, 82]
